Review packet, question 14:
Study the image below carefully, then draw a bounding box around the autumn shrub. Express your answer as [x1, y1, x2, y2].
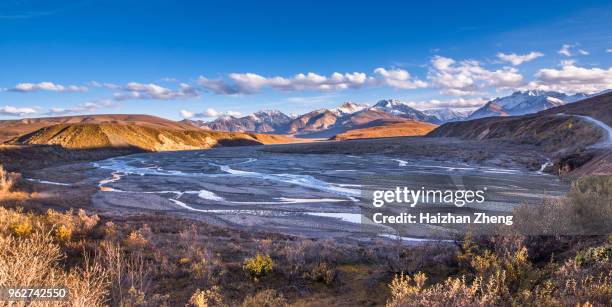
[124, 229, 149, 251]
[45, 208, 100, 240]
[188, 286, 225, 307]
[0, 231, 110, 306]
[306, 262, 336, 285]
[244, 254, 273, 279]
[387, 235, 611, 305]
[11, 219, 33, 237]
[387, 270, 513, 306]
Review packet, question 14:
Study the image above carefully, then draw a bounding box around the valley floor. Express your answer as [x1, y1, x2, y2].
[1, 136, 610, 306]
[15, 136, 568, 241]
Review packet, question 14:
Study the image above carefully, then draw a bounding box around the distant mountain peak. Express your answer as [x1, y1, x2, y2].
[254, 109, 284, 116]
[468, 90, 590, 120]
[330, 102, 368, 116]
[371, 99, 441, 124]
[373, 99, 406, 108]
[422, 108, 473, 123]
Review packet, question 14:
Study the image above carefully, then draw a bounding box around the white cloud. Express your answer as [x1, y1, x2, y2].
[373, 68, 428, 89]
[496, 51, 544, 65]
[198, 71, 377, 95]
[89, 81, 120, 89]
[558, 44, 573, 56]
[179, 110, 194, 118]
[0, 105, 37, 117]
[10, 82, 88, 93]
[197, 68, 427, 95]
[45, 99, 117, 115]
[607, 49, 612, 53]
[523, 63, 612, 94]
[114, 82, 199, 100]
[428, 56, 524, 96]
[406, 97, 489, 110]
[558, 44, 590, 57]
[180, 108, 241, 119]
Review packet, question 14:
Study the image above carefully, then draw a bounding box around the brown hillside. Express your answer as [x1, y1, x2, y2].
[10, 123, 268, 151]
[332, 121, 438, 141]
[247, 133, 305, 144]
[0, 114, 198, 142]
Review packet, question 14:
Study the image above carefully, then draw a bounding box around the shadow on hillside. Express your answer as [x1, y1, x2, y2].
[1, 136, 263, 172]
[0, 144, 143, 172]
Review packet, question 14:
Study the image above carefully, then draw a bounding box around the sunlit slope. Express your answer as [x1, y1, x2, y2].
[332, 121, 438, 140]
[0, 114, 198, 142]
[10, 123, 266, 151]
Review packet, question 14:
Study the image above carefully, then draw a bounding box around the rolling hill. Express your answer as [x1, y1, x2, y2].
[2, 114, 298, 152]
[332, 120, 438, 140]
[0, 114, 198, 142]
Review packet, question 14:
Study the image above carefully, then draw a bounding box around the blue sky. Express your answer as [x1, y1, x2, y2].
[1, 0, 611, 120]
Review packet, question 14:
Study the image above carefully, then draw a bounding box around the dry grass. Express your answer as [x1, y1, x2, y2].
[513, 175, 612, 235]
[242, 289, 287, 307]
[0, 164, 28, 202]
[387, 239, 611, 306]
[386, 176, 612, 306]
[0, 207, 110, 306]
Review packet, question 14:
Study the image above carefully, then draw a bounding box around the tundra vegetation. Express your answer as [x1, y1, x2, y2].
[0, 164, 610, 306]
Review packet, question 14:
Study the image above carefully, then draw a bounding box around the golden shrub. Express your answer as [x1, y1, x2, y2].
[188, 286, 225, 307]
[243, 254, 273, 279]
[55, 224, 73, 241]
[124, 230, 149, 250]
[11, 220, 33, 237]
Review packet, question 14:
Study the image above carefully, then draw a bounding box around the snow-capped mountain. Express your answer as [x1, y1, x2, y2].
[422, 108, 473, 122]
[183, 109, 292, 133]
[371, 99, 441, 123]
[249, 110, 292, 126]
[329, 102, 368, 116]
[184, 99, 442, 136]
[468, 90, 588, 120]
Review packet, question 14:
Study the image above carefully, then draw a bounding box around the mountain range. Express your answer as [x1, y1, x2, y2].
[467, 90, 590, 120]
[183, 90, 601, 136]
[183, 100, 442, 137]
